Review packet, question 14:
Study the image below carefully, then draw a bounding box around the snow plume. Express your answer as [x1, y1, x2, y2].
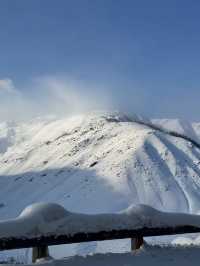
[0, 78, 29, 121]
[0, 76, 113, 122]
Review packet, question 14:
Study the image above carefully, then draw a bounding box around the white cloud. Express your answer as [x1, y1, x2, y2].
[0, 79, 16, 93]
[0, 76, 114, 122]
[34, 76, 112, 115]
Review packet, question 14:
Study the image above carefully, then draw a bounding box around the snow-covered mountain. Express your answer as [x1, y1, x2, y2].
[1, 111, 200, 217]
[1, 111, 200, 258]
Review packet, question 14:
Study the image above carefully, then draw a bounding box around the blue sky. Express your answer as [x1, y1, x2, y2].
[0, 0, 200, 120]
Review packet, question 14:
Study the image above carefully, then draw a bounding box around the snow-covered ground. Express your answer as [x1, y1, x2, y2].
[1, 111, 200, 259]
[41, 245, 200, 266]
[2, 244, 200, 266]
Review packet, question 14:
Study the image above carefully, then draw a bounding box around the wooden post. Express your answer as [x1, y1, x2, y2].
[131, 237, 144, 250]
[32, 246, 49, 263]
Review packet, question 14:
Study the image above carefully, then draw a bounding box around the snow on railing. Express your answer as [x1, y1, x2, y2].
[1, 203, 200, 262]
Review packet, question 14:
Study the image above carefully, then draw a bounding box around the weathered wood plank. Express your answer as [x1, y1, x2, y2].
[32, 246, 49, 263]
[131, 237, 144, 250]
[0, 225, 200, 251]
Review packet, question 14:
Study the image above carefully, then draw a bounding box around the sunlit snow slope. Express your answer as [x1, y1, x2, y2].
[0, 111, 200, 222]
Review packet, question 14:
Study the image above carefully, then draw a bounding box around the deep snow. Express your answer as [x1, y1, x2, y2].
[1, 111, 200, 258]
[37, 245, 200, 266]
[1, 202, 200, 240]
[2, 245, 200, 266]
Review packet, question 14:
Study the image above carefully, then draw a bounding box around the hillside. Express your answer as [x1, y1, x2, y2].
[0, 111, 200, 259]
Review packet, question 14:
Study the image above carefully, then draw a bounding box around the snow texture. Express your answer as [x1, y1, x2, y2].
[1, 111, 200, 257]
[2, 245, 200, 266]
[1, 202, 200, 239]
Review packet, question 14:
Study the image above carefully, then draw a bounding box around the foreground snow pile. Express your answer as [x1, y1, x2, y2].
[2, 245, 200, 266]
[1, 202, 200, 239]
[41, 245, 200, 266]
[45, 245, 200, 266]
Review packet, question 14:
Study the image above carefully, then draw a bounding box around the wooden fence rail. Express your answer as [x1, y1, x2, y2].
[0, 203, 200, 262]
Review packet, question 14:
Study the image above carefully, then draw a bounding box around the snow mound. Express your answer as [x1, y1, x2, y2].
[19, 202, 69, 221]
[37, 245, 200, 266]
[1, 202, 200, 240]
[4, 245, 200, 266]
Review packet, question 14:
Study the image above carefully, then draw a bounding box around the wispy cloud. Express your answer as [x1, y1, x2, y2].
[0, 79, 16, 93]
[0, 76, 114, 122]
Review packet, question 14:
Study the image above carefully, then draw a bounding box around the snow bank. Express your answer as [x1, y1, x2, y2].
[1, 203, 200, 240]
[3, 245, 200, 266]
[39, 245, 200, 266]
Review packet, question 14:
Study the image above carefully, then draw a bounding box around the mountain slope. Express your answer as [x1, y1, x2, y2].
[1, 112, 200, 220]
[1, 111, 200, 258]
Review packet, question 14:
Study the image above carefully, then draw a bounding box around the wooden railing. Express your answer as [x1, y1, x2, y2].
[0, 203, 200, 262]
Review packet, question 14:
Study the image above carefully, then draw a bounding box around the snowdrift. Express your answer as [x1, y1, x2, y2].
[24, 245, 200, 266]
[1, 202, 200, 240]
